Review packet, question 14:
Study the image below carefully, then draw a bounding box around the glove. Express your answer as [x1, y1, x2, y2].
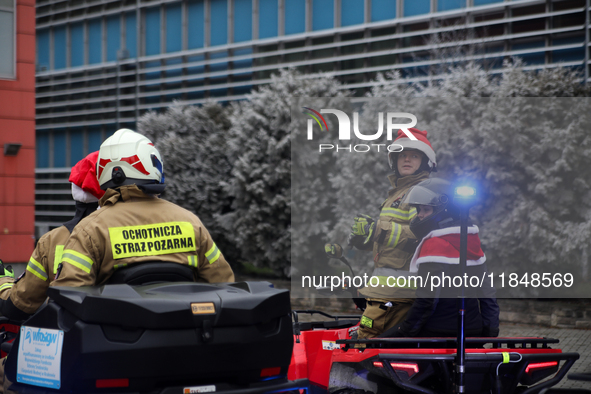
[350, 215, 375, 245]
[0, 259, 14, 279]
[324, 243, 343, 259]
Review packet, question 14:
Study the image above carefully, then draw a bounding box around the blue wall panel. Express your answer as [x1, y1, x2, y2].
[341, 0, 364, 26]
[88, 19, 102, 64]
[188, 0, 205, 48]
[285, 0, 305, 34]
[313, 0, 333, 30]
[404, 0, 430, 16]
[371, 0, 395, 21]
[37, 29, 50, 71]
[474, 0, 502, 5]
[210, 0, 228, 46]
[234, 0, 252, 42]
[438, 0, 466, 11]
[166, 3, 182, 52]
[106, 15, 121, 61]
[53, 26, 67, 69]
[125, 12, 137, 58]
[259, 0, 277, 38]
[70, 23, 84, 67]
[53, 131, 67, 168]
[88, 127, 103, 152]
[69, 130, 84, 166]
[145, 7, 161, 56]
[36, 133, 49, 168]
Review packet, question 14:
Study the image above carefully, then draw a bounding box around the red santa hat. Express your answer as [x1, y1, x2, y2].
[69, 151, 105, 203]
[388, 128, 437, 170]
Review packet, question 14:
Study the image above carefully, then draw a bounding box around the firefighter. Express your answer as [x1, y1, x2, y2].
[347, 128, 437, 339]
[382, 178, 499, 338]
[0, 151, 105, 320]
[51, 128, 234, 287]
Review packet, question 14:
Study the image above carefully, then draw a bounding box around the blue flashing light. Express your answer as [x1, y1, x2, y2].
[455, 186, 476, 198]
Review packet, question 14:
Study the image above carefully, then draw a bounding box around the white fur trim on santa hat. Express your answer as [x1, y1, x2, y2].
[71, 183, 99, 203]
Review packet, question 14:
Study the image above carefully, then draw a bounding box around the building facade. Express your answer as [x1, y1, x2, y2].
[34, 0, 587, 234]
[1, 0, 36, 262]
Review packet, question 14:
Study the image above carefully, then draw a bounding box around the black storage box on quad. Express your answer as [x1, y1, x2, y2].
[5, 281, 293, 392]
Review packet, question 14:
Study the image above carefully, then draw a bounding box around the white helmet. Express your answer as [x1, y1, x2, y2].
[97, 128, 165, 192]
[388, 128, 437, 173]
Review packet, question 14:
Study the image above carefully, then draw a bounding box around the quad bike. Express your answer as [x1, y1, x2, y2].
[288, 309, 579, 394]
[0, 262, 309, 394]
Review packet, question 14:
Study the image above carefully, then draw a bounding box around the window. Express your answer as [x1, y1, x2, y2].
[234, 0, 252, 42]
[106, 15, 121, 61]
[53, 130, 67, 168]
[285, 0, 305, 35]
[145, 7, 161, 55]
[37, 28, 50, 72]
[188, 0, 205, 49]
[166, 3, 182, 52]
[474, 0, 502, 5]
[438, 0, 465, 12]
[312, 0, 333, 30]
[69, 130, 84, 166]
[210, 0, 228, 46]
[53, 25, 67, 70]
[70, 22, 84, 67]
[37, 133, 50, 168]
[0, 0, 14, 78]
[88, 18, 102, 64]
[371, 0, 396, 22]
[259, 0, 278, 38]
[126, 12, 137, 58]
[404, 0, 429, 17]
[341, 0, 364, 26]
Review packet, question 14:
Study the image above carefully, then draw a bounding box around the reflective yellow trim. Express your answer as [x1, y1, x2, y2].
[27, 258, 48, 281]
[205, 244, 221, 264]
[0, 283, 14, 292]
[187, 255, 198, 267]
[62, 250, 94, 274]
[387, 223, 402, 248]
[53, 245, 64, 274]
[381, 207, 416, 220]
[360, 315, 373, 328]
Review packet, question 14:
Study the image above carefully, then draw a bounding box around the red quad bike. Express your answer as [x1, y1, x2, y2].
[288, 310, 579, 394]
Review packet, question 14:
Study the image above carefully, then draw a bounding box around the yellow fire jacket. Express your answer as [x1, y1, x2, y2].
[51, 185, 235, 287]
[0, 225, 71, 314]
[360, 171, 429, 299]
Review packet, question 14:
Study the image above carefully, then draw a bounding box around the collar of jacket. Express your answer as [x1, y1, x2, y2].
[99, 184, 154, 207]
[387, 170, 429, 190]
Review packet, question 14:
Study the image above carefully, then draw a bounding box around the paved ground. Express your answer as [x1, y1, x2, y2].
[499, 323, 591, 390]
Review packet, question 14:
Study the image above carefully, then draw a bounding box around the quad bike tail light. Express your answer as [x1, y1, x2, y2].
[372, 361, 419, 378]
[521, 361, 559, 385]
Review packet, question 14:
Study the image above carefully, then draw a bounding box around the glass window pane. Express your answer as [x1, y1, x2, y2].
[404, 0, 429, 17]
[126, 12, 137, 58]
[210, 0, 228, 46]
[69, 130, 84, 166]
[0, 10, 14, 76]
[166, 3, 182, 52]
[0, 0, 14, 10]
[88, 19, 102, 64]
[474, 0, 502, 5]
[438, 0, 465, 12]
[106, 15, 121, 61]
[312, 0, 333, 30]
[53, 131, 67, 168]
[341, 0, 364, 26]
[285, 0, 305, 35]
[234, 0, 252, 42]
[259, 0, 277, 38]
[145, 6, 161, 56]
[88, 126, 103, 152]
[53, 26, 67, 69]
[36, 133, 50, 168]
[37, 28, 50, 71]
[371, 0, 396, 22]
[70, 23, 84, 67]
[188, 0, 204, 49]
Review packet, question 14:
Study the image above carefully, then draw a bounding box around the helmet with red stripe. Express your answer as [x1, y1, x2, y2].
[97, 128, 165, 192]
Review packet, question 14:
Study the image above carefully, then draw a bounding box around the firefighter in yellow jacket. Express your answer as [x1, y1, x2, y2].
[0, 151, 105, 320]
[347, 128, 437, 339]
[51, 128, 234, 287]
